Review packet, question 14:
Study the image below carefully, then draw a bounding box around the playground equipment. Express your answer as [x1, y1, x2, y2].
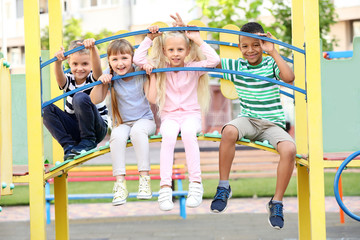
[1, 0, 360, 239]
[334, 151, 360, 222]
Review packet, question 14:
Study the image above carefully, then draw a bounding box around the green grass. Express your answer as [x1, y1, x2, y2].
[1, 172, 359, 206]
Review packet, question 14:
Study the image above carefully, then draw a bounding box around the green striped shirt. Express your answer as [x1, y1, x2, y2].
[221, 56, 286, 129]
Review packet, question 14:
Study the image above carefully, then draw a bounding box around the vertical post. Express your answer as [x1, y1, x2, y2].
[303, 0, 327, 239]
[23, 0, 46, 239]
[291, 0, 311, 239]
[48, 1, 69, 239]
[0, 59, 13, 196]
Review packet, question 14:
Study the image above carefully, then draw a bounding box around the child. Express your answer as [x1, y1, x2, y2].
[90, 39, 156, 205]
[210, 22, 296, 230]
[43, 39, 108, 160]
[133, 24, 220, 211]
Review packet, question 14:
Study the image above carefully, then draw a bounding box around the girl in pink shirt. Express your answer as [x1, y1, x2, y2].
[133, 24, 220, 211]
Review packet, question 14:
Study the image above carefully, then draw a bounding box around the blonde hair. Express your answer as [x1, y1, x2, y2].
[149, 31, 210, 114]
[107, 39, 134, 127]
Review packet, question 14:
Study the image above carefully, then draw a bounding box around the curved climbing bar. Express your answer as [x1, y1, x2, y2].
[333, 150, 360, 221]
[42, 67, 305, 109]
[40, 27, 304, 69]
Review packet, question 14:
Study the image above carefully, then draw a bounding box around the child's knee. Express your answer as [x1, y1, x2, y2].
[221, 125, 239, 142]
[73, 92, 90, 107]
[278, 141, 296, 158]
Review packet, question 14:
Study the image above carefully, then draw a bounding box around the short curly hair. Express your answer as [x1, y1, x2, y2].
[240, 22, 264, 34]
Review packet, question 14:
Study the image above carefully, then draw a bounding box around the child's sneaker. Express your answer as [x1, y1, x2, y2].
[158, 187, 174, 211]
[266, 198, 284, 229]
[137, 175, 152, 199]
[186, 182, 204, 208]
[210, 186, 232, 213]
[71, 139, 97, 155]
[63, 144, 75, 160]
[112, 179, 128, 206]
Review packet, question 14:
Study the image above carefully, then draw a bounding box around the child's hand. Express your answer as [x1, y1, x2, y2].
[258, 32, 275, 54]
[54, 46, 67, 62]
[81, 38, 96, 49]
[147, 25, 162, 40]
[142, 63, 155, 75]
[185, 25, 201, 42]
[170, 13, 185, 27]
[98, 74, 112, 85]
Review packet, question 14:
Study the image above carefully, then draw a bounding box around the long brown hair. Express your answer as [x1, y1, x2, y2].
[107, 39, 134, 127]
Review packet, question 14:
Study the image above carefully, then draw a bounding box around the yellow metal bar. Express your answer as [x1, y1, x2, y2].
[304, 0, 326, 239]
[49, 0, 64, 165]
[48, 1, 69, 239]
[23, 0, 46, 239]
[291, 0, 311, 238]
[54, 175, 69, 239]
[0, 59, 13, 196]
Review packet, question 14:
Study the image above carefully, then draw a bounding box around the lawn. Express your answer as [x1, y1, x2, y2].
[1, 172, 359, 206]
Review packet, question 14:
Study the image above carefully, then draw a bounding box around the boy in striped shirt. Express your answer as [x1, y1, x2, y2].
[210, 22, 296, 230]
[43, 39, 108, 160]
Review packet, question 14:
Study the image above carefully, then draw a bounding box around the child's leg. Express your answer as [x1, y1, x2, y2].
[72, 92, 107, 144]
[130, 119, 156, 176]
[180, 117, 202, 183]
[273, 141, 296, 201]
[110, 124, 131, 178]
[219, 117, 256, 180]
[261, 126, 296, 201]
[42, 103, 80, 147]
[159, 119, 180, 187]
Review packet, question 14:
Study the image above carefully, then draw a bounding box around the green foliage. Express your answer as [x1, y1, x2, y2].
[195, 0, 338, 56]
[268, 0, 338, 55]
[41, 17, 112, 53]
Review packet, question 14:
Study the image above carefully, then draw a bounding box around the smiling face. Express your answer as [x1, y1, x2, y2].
[239, 35, 263, 66]
[163, 36, 190, 68]
[108, 53, 134, 76]
[68, 53, 92, 84]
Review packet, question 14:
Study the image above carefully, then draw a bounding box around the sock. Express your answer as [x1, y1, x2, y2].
[272, 200, 283, 204]
[218, 180, 230, 189]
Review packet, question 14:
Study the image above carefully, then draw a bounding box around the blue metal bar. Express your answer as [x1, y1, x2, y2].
[334, 151, 360, 221]
[41, 27, 304, 69]
[42, 67, 305, 109]
[209, 74, 295, 99]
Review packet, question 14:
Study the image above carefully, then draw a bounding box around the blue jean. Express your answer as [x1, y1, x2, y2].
[43, 92, 107, 148]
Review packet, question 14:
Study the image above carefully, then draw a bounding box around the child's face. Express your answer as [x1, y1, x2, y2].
[69, 53, 92, 82]
[109, 53, 133, 76]
[163, 36, 189, 68]
[239, 35, 263, 66]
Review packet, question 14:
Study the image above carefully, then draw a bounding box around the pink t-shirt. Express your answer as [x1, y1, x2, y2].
[133, 37, 220, 119]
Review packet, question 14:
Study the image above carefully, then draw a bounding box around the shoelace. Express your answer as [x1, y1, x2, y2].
[271, 203, 284, 219]
[214, 188, 230, 201]
[139, 179, 150, 192]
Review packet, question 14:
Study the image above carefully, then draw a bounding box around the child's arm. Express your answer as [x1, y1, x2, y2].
[54, 47, 68, 89]
[186, 28, 220, 68]
[80, 38, 102, 80]
[143, 64, 157, 104]
[90, 74, 111, 104]
[260, 32, 295, 83]
[133, 25, 162, 67]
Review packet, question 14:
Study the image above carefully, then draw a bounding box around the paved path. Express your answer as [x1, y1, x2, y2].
[1, 197, 360, 240]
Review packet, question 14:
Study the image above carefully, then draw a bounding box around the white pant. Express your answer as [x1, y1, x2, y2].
[110, 118, 156, 176]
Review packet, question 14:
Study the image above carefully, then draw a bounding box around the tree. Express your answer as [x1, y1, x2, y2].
[268, 0, 337, 55]
[194, 0, 338, 56]
[41, 17, 112, 53]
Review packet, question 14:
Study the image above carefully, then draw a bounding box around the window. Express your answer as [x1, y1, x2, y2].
[16, 0, 24, 18]
[352, 20, 360, 40]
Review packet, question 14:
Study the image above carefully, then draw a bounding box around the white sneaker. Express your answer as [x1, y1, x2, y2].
[158, 187, 174, 211]
[186, 182, 204, 208]
[112, 179, 128, 206]
[137, 175, 152, 199]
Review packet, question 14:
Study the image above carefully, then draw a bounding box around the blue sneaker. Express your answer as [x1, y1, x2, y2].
[71, 139, 97, 155]
[63, 144, 75, 160]
[266, 198, 284, 229]
[210, 186, 232, 213]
